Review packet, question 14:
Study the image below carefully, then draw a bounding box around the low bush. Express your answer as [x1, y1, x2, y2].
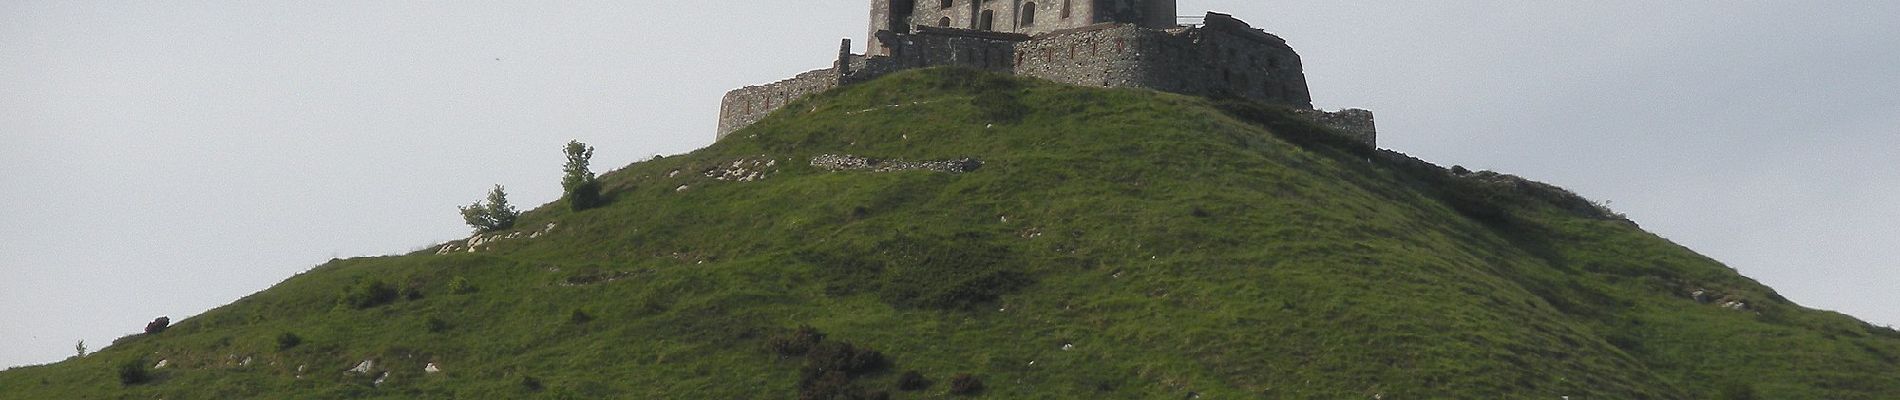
[895, 370, 929, 391]
[426, 317, 451, 333]
[116, 359, 150, 386]
[276, 332, 302, 350]
[446, 276, 476, 294]
[567, 180, 604, 211]
[768, 325, 826, 357]
[568, 308, 594, 324]
[948, 373, 983, 395]
[339, 279, 398, 309]
[805, 341, 885, 377]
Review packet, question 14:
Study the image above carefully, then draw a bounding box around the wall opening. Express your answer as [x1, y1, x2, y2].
[1061, 0, 1071, 18]
[939, 0, 953, 8]
[890, 0, 916, 33]
[939, 17, 952, 27]
[978, 10, 995, 30]
[1021, 3, 1037, 26]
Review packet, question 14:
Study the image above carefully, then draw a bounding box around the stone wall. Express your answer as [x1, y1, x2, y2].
[718, 10, 1371, 146]
[716, 67, 840, 140]
[1012, 14, 1311, 108]
[851, 27, 1024, 84]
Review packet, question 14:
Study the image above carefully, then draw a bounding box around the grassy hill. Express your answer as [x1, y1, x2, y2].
[5, 68, 1898, 399]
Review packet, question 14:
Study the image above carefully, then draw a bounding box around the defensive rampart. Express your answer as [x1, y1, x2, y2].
[716, 12, 1374, 146]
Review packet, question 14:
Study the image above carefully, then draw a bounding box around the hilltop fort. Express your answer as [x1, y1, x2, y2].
[717, 0, 1376, 145]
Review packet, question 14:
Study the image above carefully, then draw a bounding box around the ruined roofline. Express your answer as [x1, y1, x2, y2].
[1197, 12, 1290, 46]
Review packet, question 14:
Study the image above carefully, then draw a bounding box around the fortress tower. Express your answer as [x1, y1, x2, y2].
[869, 0, 1175, 56]
[718, 1, 1376, 145]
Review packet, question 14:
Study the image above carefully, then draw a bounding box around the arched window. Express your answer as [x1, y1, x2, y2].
[1021, 3, 1037, 26]
[939, 17, 951, 27]
[939, 0, 953, 9]
[978, 10, 995, 30]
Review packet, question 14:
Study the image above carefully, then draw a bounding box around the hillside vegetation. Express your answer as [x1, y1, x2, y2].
[5, 68, 1898, 399]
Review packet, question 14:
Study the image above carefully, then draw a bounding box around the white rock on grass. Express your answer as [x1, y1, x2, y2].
[349, 360, 374, 374]
[425, 362, 441, 373]
[152, 359, 168, 369]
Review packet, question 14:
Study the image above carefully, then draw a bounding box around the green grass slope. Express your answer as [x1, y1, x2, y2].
[5, 68, 1898, 399]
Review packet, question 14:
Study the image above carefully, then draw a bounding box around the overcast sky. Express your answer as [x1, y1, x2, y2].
[4, 1, 1897, 369]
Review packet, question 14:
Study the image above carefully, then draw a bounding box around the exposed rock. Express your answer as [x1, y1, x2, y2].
[144, 316, 170, 335]
[348, 360, 374, 374]
[425, 362, 441, 374]
[152, 359, 168, 369]
[373, 371, 389, 387]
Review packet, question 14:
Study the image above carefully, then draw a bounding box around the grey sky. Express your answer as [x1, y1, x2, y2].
[3, 1, 1896, 368]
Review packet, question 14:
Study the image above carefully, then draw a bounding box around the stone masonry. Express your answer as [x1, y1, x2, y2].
[717, 1, 1376, 146]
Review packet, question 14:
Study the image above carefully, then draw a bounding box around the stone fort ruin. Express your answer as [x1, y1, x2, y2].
[717, 0, 1375, 145]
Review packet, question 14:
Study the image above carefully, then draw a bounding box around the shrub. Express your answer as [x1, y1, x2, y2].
[948, 373, 983, 395]
[117, 359, 151, 386]
[401, 281, 425, 301]
[447, 276, 476, 294]
[1718, 383, 1759, 400]
[276, 332, 303, 350]
[799, 370, 853, 400]
[768, 325, 826, 357]
[426, 317, 450, 333]
[805, 341, 885, 376]
[568, 308, 594, 324]
[340, 279, 398, 309]
[567, 180, 604, 211]
[143, 317, 170, 335]
[459, 185, 519, 233]
[519, 375, 544, 392]
[895, 370, 929, 391]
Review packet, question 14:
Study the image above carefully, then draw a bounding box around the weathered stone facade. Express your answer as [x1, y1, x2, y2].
[717, 2, 1376, 146]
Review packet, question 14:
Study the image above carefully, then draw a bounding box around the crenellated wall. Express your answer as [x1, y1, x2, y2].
[716, 68, 840, 139]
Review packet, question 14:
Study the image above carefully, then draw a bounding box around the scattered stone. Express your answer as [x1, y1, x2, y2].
[373, 372, 389, 387]
[810, 154, 982, 174]
[676, 184, 690, 192]
[704, 157, 776, 182]
[240, 356, 253, 367]
[1691, 289, 1709, 303]
[1061, 343, 1075, 351]
[349, 360, 374, 374]
[152, 359, 168, 369]
[667, 169, 681, 178]
[425, 363, 441, 374]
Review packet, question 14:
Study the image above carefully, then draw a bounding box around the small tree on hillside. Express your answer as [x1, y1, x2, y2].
[459, 184, 519, 233]
[562, 140, 604, 211]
